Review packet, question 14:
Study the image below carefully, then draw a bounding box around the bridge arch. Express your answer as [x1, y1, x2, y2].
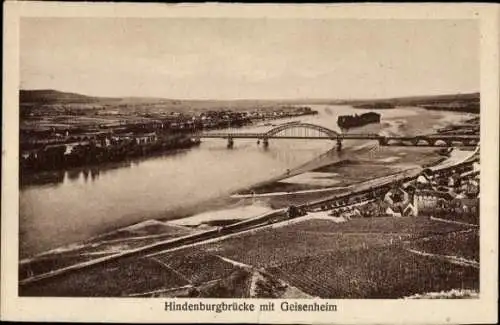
[413, 137, 434, 146]
[264, 123, 340, 138]
[432, 139, 453, 147]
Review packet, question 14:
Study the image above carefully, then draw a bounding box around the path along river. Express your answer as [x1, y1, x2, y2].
[19, 105, 474, 258]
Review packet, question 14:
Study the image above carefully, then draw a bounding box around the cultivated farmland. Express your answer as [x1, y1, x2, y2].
[408, 229, 479, 262]
[267, 245, 478, 298]
[198, 216, 469, 268]
[19, 256, 189, 297]
[152, 249, 237, 284]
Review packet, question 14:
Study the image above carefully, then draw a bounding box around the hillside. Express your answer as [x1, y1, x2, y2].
[19, 89, 315, 114]
[19, 89, 480, 113]
[338, 92, 480, 113]
[339, 92, 479, 105]
[19, 89, 109, 104]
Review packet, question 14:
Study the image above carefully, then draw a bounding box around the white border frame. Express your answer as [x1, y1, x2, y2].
[2, 3, 498, 324]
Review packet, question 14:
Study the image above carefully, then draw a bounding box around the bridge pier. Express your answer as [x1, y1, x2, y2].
[336, 138, 342, 151]
[378, 137, 388, 146]
[227, 137, 234, 149]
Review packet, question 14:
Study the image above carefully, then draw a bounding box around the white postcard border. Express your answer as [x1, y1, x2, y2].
[2, 2, 498, 324]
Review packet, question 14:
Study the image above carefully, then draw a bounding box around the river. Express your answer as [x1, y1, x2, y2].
[19, 105, 474, 258]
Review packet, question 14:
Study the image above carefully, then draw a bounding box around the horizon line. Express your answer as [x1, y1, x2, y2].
[19, 88, 480, 102]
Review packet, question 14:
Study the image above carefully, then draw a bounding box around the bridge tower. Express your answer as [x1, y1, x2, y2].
[227, 137, 234, 149]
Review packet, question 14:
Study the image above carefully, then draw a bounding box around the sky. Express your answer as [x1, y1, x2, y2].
[20, 18, 479, 100]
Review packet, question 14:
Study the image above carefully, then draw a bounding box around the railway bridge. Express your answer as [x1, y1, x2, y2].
[196, 122, 479, 150]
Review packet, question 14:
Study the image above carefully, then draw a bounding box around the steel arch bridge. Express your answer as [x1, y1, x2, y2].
[196, 121, 479, 150]
[264, 122, 340, 139]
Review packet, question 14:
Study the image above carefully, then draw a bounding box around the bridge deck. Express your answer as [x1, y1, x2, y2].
[196, 121, 478, 142]
[197, 133, 479, 140]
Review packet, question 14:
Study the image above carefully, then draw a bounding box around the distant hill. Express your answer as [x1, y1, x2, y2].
[19, 89, 194, 107]
[19, 89, 110, 104]
[19, 89, 480, 113]
[338, 92, 479, 106]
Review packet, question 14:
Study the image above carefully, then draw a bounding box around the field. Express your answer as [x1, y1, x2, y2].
[267, 245, 478, 298]
[196, 216, 469, 268]
[149, 215, 478, 298]
[202, 231, 404, 269]
[19, 253, 99, 280]
[19, 256, 189, 297]
[194, 269, 253, 298]
[432, 213, 480, 226]
[408, 229, 479, 262]
[152, 249, 237, 285]
[282, 217, 470, 237]
[19, 215, 479, 298]
[20, 220, 195, 280]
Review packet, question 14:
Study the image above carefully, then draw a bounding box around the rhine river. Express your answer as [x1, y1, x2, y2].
[19, 105, 473, 258]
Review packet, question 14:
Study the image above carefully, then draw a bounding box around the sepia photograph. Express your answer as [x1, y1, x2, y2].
[2, 2, 498, 324]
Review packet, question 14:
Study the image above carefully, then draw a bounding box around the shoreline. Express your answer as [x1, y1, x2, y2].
[19, 145, 198, 188]
[20, 110, 478, 259]
[18, 145, 479, 284]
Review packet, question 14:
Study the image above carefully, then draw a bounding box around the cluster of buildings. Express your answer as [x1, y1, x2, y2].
[325, 159, 479, 222]
[21, 106, 317, 150]
[20, 106, 318, 171]
[138, 106, 316, 131]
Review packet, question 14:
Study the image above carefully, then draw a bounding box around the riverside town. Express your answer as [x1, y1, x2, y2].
[18, 17, 482, 301]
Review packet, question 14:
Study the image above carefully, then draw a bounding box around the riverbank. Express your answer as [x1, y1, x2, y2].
[226, 109, 476, 209]
[18, 142, 460, 268]
[20, 144, 200, 188]
[19, 105, 478, 260]
[20, 135, 201, 180]
[18, 143, 479, 288]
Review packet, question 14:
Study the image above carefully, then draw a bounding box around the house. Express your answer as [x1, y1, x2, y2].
[422, 168, 435, 179]
[413, 189, 453, 215]
[472, 162, 480, 173]
[385, 206, 402, 217]
[416, 175, 429, 184]
[402, 202, 418, 217]
[384, 187, 409, 206]
[448, 173, 462, 188]
[341, 208, 361, 219]
[415, 175, 434, 190]
[385, 201, 417, 218]
[135, 132, 157, 145]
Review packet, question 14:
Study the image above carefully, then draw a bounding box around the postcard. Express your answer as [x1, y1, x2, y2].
[1, 2, 498, 324]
